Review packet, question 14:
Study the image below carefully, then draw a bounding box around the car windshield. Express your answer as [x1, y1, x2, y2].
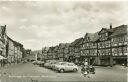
[68, 63, 75, 66]
[56, 62, 67, 65]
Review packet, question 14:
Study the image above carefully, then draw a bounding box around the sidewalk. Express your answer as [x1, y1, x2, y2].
[113, 65, 128, 69]
[94, 65, 128, 70]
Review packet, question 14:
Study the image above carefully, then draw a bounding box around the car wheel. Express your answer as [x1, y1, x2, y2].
[59, 69, 64, 73]
[73, 68, 78, 72]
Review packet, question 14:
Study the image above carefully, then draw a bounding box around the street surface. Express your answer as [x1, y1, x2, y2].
[0, 62, 127, 82]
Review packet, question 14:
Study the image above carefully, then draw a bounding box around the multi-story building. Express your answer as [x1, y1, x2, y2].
[53, 45, 59, 60]
[110, 25, 127, 66]
[82, 24, 128, 66]
[81, 32, 99, 65]
[58, 43, 65, 61]
[42, 47, 49, 60]
[67, 46, 74, 62]
[99, 25, 127, 66]
[7, 37, 24, 63]
[70, 37, 83, 63]
[0, 25, 8, 58]
[41, 24, 127, 66]
[24, 49, 34, 61]
[7, 36, 15, 63]
[13, 41, 23, 63]
[0, 25, 24, 66]
[63, 43, 70, 61]
[47, 47, 55, 60]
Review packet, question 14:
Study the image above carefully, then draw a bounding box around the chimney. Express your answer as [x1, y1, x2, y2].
[110, 23, 112, 29]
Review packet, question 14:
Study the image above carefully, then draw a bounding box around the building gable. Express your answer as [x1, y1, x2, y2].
[98, 28, 109, 34]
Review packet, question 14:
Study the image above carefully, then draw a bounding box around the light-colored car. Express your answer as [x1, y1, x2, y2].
[44, 62, 51, 68]
[53, 62, 67, 70]
[54, 62, 79, 73]
[32, 61, 44, 66]
[49, 62, 58, 69]
[44, 60, 58, 68]
[32, 61, 38, 65]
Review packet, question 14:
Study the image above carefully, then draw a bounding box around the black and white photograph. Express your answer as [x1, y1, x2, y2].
[0, 0, 128, 82]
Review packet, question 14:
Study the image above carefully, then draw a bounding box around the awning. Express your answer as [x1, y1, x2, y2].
[0, 55, 7, 60]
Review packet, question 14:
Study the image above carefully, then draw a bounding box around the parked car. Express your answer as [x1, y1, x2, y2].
[32, 61, 44, 66]
[32, 61, 37, 65]
[53, 62, 68, 70]
[44, 62, 52, 68]
[38, 61, 45, 67]
[50, 61, 59, 69]
[22, 60, 27, 63]
[44, 60, 58, 68]
[54, 62, 79, 73]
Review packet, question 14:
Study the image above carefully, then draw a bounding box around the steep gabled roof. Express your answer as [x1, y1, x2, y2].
[84, 32, 99, 42]
[92, 32, 99, 41]
[59, 43, 66, 48]
[98, 28, 112, 34]
[7, 36, 23, 47]
[110, 25, 127, 37]
[87, 33, 95, 41]
[65, 43, 71, 47]
[7, 36, 14, 42]
[70, 37, 83, 47]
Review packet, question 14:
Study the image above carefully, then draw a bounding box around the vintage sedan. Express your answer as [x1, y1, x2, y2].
[49, 62, 59, 69]
[44, 60, 58, 68]
[54, 62, 79, 73]
[32, 61, 45, 66]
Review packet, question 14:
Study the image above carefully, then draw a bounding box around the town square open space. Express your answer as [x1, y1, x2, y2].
[0, 62, 127, 82]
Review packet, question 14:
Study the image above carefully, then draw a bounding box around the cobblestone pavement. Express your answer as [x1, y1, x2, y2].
[0, 62, 127, 82]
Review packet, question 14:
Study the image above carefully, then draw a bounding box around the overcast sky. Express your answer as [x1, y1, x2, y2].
[0, 1, 128, 50]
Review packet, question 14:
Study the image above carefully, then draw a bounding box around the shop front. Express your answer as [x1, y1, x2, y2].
[113, 56, 127, 66]
[99, 56, 111, 66]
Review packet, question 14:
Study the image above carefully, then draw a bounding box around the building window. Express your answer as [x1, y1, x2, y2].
[114, 53, 117, 56]
[111, 38, 113, 42]
[87, 43, 89, 46]
[118, 47, 122, 54]
[105, 33, 108, 36]
[99, 35, 102, 38]
[123, 47, 127, 53]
